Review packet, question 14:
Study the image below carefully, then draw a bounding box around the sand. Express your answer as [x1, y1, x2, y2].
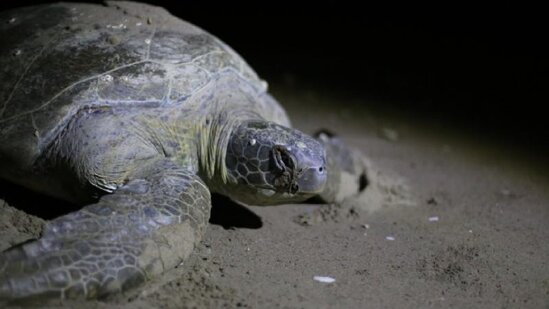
[1, 84, 548, 308]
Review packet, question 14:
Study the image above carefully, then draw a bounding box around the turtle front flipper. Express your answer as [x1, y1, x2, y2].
[0, 159, 211, 303]
[314, 130, 368, 203]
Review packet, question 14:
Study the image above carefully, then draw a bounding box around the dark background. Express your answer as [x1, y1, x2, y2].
[2, 1, 548, 152]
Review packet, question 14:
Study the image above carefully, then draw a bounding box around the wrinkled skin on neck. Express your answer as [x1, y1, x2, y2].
[215, 120, 327, 205]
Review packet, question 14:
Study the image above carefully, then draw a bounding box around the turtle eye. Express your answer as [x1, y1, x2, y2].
[290, 183, 299, 194]
[279, 149, 293, 169]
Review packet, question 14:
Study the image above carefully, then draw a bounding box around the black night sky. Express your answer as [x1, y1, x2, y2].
[1, 1, 548, 152]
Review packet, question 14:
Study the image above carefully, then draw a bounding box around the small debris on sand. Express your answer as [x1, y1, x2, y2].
[428, 216, 439, 222]
[499, 188, 519, 198]
[313, 276, 336, 283]
[427, 197, 438, 205]
[385, 236, 395, 241]
[381, 127, 399, 142]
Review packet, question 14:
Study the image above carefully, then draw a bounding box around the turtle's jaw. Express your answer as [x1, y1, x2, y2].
[296, 165, 327, 194]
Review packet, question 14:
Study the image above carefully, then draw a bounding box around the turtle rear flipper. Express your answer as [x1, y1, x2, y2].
[0, 159, 211, 302]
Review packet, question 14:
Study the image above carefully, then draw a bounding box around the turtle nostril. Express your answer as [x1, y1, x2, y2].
[318, 166, 325, 173]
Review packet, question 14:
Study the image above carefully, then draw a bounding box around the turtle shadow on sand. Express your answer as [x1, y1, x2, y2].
[0, 179, 76, 220]
[0, 180, 263, 230]
[209, 194, 263, 230]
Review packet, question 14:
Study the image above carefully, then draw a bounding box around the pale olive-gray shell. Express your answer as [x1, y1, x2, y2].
[0, 1, 266, 164]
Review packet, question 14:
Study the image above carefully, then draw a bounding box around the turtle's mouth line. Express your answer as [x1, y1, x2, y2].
[255, 183, 303, 197]
[297, 187, 324, 194]
[255, 178, 322, 196]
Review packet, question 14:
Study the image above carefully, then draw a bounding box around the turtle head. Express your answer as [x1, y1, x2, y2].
[224, 120, 327, 205]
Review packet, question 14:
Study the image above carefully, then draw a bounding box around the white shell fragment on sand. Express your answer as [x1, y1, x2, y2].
[385, 236, 395, 241]
[428, 216, 439, 222]
[313, 276, 336, 283]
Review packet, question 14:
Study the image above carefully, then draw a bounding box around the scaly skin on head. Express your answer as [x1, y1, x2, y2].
[216, 119, 328, 205]
[194, 108, 261, 184]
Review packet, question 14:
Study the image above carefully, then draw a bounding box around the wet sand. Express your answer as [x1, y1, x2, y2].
[1, 84, 548, 308]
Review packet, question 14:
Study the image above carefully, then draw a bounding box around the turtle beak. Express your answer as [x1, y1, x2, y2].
[297, 165, 327, 194]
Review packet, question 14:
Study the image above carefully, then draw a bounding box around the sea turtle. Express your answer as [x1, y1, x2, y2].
[0, 1, 365, 302]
